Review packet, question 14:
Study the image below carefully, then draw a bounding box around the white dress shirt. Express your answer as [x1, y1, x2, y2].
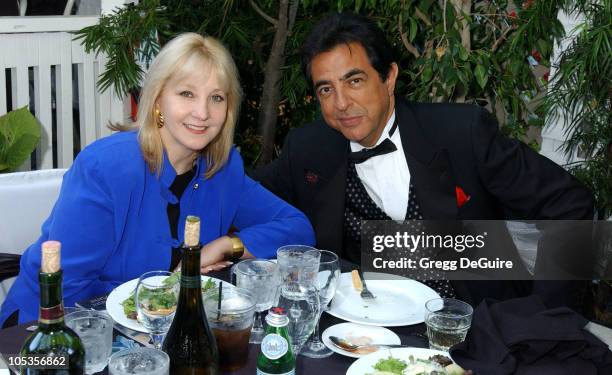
[349, 111, 411, 220]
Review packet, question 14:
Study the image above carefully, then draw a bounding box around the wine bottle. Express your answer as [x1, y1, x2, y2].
[162, 215, 219, 374]
[19, 241, 85, 375]
[256, 307, 295, 375]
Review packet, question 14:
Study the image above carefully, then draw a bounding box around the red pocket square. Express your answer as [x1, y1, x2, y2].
[455, 186, 471, 208]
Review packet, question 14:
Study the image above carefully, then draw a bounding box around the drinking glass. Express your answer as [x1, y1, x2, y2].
[276, 246, 321, 355]
[64, 310, 113, 374]
[277, 281, 320, 356]
[232, 259, 280, 344]
[425, 298, 473, 352]
[300, 250, 340, 358]
[277, 245, 320, 286]
[135, 271, 179, 349]
[108, 347, 170, 375]
[203, 287, 256, 371]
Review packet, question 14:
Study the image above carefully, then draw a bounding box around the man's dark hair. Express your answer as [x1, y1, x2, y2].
[300, 12, 395, 89]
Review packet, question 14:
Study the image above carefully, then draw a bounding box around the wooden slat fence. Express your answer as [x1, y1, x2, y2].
[0, 16, 125, 171]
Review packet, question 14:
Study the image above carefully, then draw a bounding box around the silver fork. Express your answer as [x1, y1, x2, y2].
[357, 269, 376, 300]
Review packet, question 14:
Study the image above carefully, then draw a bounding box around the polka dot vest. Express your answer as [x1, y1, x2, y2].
[342, 162, 455, 298]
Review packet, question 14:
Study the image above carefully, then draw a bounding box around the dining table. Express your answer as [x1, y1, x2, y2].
[0, 261, 431, 374]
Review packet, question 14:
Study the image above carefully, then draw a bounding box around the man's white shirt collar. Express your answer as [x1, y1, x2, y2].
[347, 111, 411, 220]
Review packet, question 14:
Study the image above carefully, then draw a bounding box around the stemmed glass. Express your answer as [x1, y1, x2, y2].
[276, 246, 321, 355]
[277, 280, 320, 356]
[232, 259, 280, 344]
[300, 250, 340, 358]
[135, 270, 179, 349]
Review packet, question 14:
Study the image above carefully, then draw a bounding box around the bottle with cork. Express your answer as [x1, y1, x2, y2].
[19, 240, 85, 374]
[162, 215, 219, 374]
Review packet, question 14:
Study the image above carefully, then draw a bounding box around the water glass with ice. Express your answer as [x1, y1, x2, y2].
[232, 259, 279, 343]
[108, 347, 170, 375]
[276, 246, 322, 355]
[64, 309, 113, 374]
[276, 245, 321, 287]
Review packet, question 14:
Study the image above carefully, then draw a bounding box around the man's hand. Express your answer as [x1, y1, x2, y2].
[200, 236, 234, 274]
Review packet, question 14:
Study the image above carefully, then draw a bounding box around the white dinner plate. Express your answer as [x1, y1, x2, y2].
[327, 272, 440, 326]
[106, 275, 228, 333]
[346, 347, 451, 375]
[322, 322, 401, 358]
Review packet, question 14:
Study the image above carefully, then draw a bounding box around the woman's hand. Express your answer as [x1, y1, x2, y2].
[200, 236, 234, 274]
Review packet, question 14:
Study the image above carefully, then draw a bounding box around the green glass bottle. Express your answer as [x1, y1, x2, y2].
[162, 215, 219, 374]
[19, 241, 85, 375]
[256, 307, 295, 375]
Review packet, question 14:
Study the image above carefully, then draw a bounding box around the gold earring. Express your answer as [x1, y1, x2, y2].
[155, 108, 165, 128]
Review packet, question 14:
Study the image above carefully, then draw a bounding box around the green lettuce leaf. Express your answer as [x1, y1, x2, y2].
[373, 357, 407, 374]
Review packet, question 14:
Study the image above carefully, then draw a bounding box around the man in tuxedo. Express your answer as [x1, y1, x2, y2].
[252, 12, 594, 306]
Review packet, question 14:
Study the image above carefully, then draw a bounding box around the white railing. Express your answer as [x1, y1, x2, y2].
[0, 16, 126, 171]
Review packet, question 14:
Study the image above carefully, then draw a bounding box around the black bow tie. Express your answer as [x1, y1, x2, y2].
[349, 138, 397, 164]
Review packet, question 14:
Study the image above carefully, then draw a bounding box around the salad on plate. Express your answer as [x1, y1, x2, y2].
[121, 272, 217, 319]
[367, 354, 467, 375]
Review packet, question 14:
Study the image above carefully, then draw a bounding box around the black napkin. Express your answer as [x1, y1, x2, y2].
[450, 295, 612, 375]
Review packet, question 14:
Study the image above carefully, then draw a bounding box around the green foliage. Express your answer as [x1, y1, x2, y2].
[75, 0, 609, 213]
[75, 1, 558, 152]
[544, 0, 611, 217]
[0, 107, 41, 173]
[73, 0, 171, 98]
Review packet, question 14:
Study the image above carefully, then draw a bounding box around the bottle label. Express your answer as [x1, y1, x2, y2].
[180, 274, 201, 288]
[39, 303, 64, 324]
[260, 333, 289, 360]
[256, 370, 294, 375]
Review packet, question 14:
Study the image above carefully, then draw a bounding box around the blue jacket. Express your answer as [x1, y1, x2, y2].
[0, 131, 315, 325]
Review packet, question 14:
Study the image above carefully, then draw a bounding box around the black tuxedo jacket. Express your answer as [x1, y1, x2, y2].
[254, 99, 593, 246]
[252, 99, 594, 307]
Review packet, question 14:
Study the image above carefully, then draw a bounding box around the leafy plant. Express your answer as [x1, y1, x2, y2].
[0, 107, 41, 172]
[73, 0, 170, 98]
[543, 0, 612, 218]
[76, 2, 552, 151]
[74, 1, 609, 212]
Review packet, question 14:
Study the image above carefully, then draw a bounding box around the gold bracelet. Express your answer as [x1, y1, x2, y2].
[226, 234, 245, 261]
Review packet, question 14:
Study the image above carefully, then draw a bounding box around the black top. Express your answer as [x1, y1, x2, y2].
[168, 167, 196, 271]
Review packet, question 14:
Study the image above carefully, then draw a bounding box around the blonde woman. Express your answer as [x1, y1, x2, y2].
[1, 33, 315, 326]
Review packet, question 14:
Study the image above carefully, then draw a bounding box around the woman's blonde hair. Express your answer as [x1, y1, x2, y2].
[128, 33, 242, 178]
